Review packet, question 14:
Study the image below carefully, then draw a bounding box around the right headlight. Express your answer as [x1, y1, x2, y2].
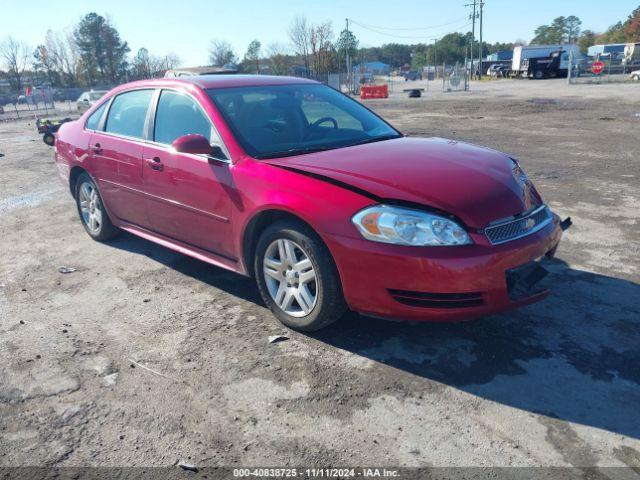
[351, 205, 472, 246]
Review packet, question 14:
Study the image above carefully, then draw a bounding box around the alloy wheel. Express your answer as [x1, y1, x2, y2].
[263, 239, 318, 317]
[78, 181, 103, 234]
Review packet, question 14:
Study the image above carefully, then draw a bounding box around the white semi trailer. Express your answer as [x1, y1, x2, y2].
[512, 44, 581, 76]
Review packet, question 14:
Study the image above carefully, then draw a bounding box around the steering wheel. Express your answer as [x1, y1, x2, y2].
[310, 116, 338, 130]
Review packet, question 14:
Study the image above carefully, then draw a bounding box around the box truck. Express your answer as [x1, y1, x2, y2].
[512, 44, 581, 77]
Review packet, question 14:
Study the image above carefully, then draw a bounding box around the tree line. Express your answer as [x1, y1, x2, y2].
[208, 15, 358, 77]
[210, 5, 639, 75]
[2, 5, 639, 93]
[531, 7, 640, 53]
[0, 12, 180, 92]
[208, 16, 513, 74]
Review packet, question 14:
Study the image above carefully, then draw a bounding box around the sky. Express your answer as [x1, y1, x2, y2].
[1, 0, 638, 66]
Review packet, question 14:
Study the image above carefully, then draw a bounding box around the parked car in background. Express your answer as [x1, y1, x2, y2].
[164, 65, 238, 77]
[54, 87, 83, 102]
[76, 90, 108, 112]
[631, 70, 640, 81]
[403, 70, 423, 81]
[487, 64, 510, 77]
[55, 75, 567, 331]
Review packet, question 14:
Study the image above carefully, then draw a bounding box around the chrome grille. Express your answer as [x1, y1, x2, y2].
[484, 205, 552, 245]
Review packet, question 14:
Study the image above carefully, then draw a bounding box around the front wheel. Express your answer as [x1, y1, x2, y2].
[43, 132, 55, 146]
[254, 220, 346, 331]
[75, 172, 119, 241]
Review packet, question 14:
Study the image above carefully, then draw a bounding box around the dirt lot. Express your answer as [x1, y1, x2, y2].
[1, 79, 639, 472]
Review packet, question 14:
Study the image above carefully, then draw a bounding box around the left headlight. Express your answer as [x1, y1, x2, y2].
[352, 205, 472, 246]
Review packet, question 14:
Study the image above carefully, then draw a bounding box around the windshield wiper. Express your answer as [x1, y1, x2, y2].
[257, 146, 334, 159]
[257, 135, 401, 159]
[349, 134, 401, 147]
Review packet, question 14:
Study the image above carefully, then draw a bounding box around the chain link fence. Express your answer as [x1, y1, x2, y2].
[0, 86, 108, 122]
[445, 63, 469, 92]
[568, 54, 640, 85]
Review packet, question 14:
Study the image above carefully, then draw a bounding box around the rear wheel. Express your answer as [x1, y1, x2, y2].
[254, 220, 346, 331]
[75, 172, 119, 241]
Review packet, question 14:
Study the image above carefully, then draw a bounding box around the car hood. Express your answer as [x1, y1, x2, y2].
[266, 137, 542, 228]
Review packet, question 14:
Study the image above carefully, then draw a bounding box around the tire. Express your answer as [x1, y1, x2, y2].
[254, 220, 347, 331]
[533, 70, 544, 80]
[43, 132, 55, 146]
[633, 75, 640, 82]
[74, 172, 119, 241]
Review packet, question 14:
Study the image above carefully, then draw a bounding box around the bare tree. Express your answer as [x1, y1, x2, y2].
[43, 29, 80, 86]
[163, 53, 181, 70]
[267, 43, 294, 76]
[149, 53, 182, 77]
[132, 48, 182, 79]
[33, 44, 58, 85]
[288, 15, 311, 73]
[209, 40, 236, 67]
[0, 36, 30, 90]
[309, 21, 334, 76]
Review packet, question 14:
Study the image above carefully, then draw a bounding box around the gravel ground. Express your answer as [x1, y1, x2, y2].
[0, 79, 639, 472]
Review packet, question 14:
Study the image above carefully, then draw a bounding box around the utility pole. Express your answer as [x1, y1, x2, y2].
[345, 18, 351, 94]
[431, 37, 438, 79]
[470, 0, 476, 76]
[479, 0, 484, 79]
[465, 0, 479, 78]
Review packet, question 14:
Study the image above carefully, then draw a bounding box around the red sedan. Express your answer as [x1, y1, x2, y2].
[54, 75, 567, 331]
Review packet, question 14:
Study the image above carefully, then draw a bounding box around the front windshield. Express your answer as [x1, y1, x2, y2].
[207, 84, 401, 159]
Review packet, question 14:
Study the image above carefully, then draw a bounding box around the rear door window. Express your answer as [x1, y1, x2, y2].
[153, 90, 214, 145]
[104, 89, 153, 139]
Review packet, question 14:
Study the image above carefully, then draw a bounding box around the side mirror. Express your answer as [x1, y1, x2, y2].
[171, 134, 226, 161]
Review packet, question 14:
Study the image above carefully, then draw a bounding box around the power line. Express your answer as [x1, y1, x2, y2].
[347, 16, 469, 32]
[349, 19, 473, 40]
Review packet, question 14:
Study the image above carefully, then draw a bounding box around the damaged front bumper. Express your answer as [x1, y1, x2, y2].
[506, 216, 571, 301]
[326, 214, 568, 322]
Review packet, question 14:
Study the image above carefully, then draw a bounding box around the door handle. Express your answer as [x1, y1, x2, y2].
[145, 156, 163, 171]
[90, 143, 102, 154]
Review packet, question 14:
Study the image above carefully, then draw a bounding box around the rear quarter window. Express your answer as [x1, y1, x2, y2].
[85, 101, 108, 131]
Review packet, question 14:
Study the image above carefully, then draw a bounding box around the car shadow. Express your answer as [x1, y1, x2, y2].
[107, 231, 263, 305]
[107, 232, 640, 440]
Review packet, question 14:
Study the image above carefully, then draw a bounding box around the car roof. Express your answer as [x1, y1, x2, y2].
[110, 75, 319, 94]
